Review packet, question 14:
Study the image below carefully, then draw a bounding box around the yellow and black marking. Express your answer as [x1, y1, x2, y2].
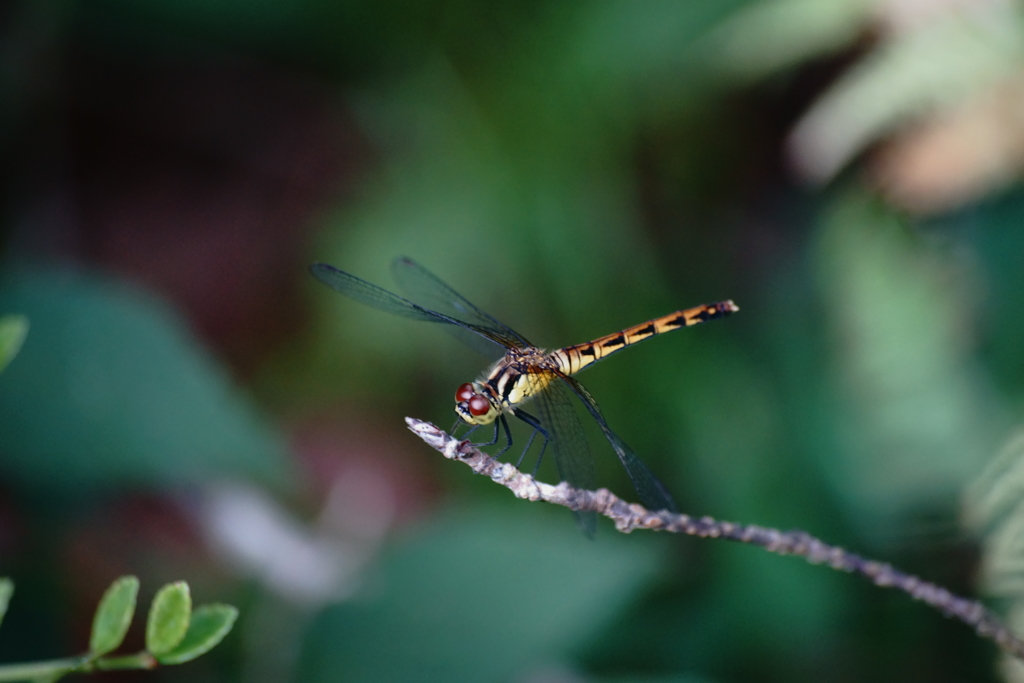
[485, 351, 556, 407]
[551, 300, 739, 376]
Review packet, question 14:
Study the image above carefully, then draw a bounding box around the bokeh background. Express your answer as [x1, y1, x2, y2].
[3, 0, 1024, 681]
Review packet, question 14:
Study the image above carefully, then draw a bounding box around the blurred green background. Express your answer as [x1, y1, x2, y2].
[3, 0, 1024, 681]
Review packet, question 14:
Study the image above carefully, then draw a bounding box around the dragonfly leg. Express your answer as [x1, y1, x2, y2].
[531, 437, 549, 477]
[493, 415, 514, 460]
[459, 424, 480, 441]
[516, 428, 539, 467]
[517, 429, 550, 476]
[510, 408, 550, 473]
[470, 420, 500, 449]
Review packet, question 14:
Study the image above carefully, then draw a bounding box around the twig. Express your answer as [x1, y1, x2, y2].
[406, 417, 1024, 660]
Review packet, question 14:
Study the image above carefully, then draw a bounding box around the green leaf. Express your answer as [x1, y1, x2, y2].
[0, 577, 13, 629]
[146, 582, 192, 656]
[89, 576, 139, 656]
[0, 315, 28, 375]
[156, 604, 238, 665]
[0, 267, 290, 493]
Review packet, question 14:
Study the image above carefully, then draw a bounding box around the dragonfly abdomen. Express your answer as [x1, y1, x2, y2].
[551, 300, 738, 375]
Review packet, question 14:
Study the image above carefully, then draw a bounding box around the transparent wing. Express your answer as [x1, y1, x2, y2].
[309, 263, 513, 356]
[529, 374, 598, 536]
[555, 371, 677, 513]
[391, 257, 532, 350]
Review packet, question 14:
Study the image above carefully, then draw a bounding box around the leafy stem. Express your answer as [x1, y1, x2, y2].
[0, 577, 236, 683]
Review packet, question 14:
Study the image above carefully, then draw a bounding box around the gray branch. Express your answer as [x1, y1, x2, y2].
[406, 417, 1024, 660]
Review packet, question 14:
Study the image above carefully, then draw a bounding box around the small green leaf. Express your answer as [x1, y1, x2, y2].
[156, 604, 238, 665]
[145, 582, 191, 656]
[0, 578, 13, 629]
[89, 576, 139, 656]
[0, 315, 28, 374]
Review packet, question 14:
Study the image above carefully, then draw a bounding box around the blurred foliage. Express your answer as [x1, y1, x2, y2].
[1, 0, 1024, 681]
[0, 315, 27, 375]
[968, 427, 1024, 682]
[711, 0, 1024, 213]
[814, 192, 1003, 529]
[0, 266, 290, 493]
[297, 509, 663, 683]
[0, 580, 11, 631]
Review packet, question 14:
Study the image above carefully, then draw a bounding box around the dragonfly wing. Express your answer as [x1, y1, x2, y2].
[530, 374, 598, 536]
[555, 371, 677, 513]
[310, 263, 509, 357]
[391, 257, 532, 350]
[311, 263, 445, 322]
[430, 324, 509, 362]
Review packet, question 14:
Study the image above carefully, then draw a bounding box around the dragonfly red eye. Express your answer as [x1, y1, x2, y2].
[455, 383, 475, 403]
[468, 395, 491, 416]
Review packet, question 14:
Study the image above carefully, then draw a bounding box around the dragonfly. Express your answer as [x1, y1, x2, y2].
[310, 258, 738, 534]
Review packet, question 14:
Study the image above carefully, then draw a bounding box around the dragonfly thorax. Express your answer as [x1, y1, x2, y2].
[455, 349, 560, 426]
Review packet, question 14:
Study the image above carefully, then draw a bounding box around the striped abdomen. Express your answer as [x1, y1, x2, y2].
[549, 300, 739, 376]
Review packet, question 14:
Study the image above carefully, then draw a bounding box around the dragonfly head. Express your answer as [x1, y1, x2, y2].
[454, 382, 499, 425]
